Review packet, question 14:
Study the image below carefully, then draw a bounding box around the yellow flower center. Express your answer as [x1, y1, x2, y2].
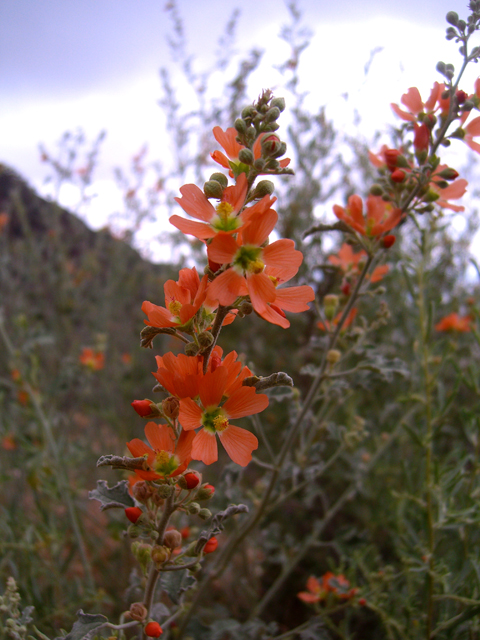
[248, 259, 265, 275]
[212, 202, 240, 232]
[152, 450, 179, 476]
[269, 275, 279, 287]
[213, 415, 229, 432]
[168, 300, 182, 316]
[216, 202, 234, 222]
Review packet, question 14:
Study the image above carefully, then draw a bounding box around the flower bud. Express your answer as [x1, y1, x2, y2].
[125, 506, 143, 524]
[209, 172, 228, 187]
[382, 235, 396, 249]
[341, 281, 351, 296]
[188, 563, 202, 573]
[162, 396, 180, 420]
[151, 545, 170, 565]
[182, 472, 201, 490]
[423, 189, 440, 203]
[264, 106, 281, 123]
[197, 331, 214, 348]
[323, 294, 339, 321]
[185, 342, 200, 356]
[390, 169, 406, 183]
[163, 530, 183, 550]
[326, 350, 341, 366]
[157, 484, 174, 499]
[238, 301, 253, 316]
[456, 90, 467, 105]
[261, 134, 282, 156]
[413, 123, 429, 152]
[241, 105, 255, 120]
[132, 541, 152, 566]
[369, 184, 383, 196]
[196, 484, 215, 500]
[198, 508, 212, 520]
[132, 481, 154, 503]
[187, 502, 201, 515]
[131, 399, 161, 419]
[127, 524, 142, 538]
[436, 167, 459, 180]
[234, 118, 247, 134]
[203, 180, 224, 199]
[446, 10, 459, 25]
[253, 158, 266, 170]
[238, 148, 254, 165]
[144, 621, 163, 637]
[203, 537, 218, 554]
[129, 603, 148, 622]
[253, 180, 275, 198]
[384, 148, 401, 170]
[270, 97, 286, 112]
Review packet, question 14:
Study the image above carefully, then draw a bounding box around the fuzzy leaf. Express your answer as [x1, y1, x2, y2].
[88, 480, 134, 510]
[160, 569, 196, 605]
[55, 610, 108, 640]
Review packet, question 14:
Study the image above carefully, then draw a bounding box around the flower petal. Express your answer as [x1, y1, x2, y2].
[223, 386, 269, 419]
[191, 428, 218, 465]
[218, 424, 258, 466]
[179, 398, 204, 431]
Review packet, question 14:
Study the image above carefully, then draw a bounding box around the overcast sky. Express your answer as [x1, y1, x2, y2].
[0, 0, 475, 254]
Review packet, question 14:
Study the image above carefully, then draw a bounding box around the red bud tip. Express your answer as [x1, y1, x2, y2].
[456, 90, 467, 104]
[358, 597, 367, 606]
[204, 484, 215, 496]
[183, 473, 200, 490]
[384, 148, 401, 171]
[383, 235, 396, 249]
[390, 169, 406, 183]
[131, 399, 154, 417]
[144, 622, 163, 637]
[413, 123, 429, 152]
[341, 281, 351, 296]
[204, 536, 218, 554]
[125, 506, 143, 523]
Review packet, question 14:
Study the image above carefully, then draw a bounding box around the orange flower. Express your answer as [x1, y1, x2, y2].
[333, 195, 403, 238]
[142, 267, 209, 329]
[298, 573, 358, 604]
[79, 348, 105, 370]
[329, 244, 389, 284]
[431, 168, 467, 212]
[206, 209, 304, 318]
[178, 367, 267, 466]
[211, 127, 290, 175]
[251, 265, 315, 328]
[435, 312, 472, 332]
[318, 308, 357, 332]
[391, 83, 447, 122]
[170, 173, 250, 240]
[127, 422, 195, 481]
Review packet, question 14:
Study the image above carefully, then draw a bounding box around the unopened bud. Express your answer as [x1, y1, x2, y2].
[391, 169, 406, 183]
[197, 331, 214, 348]
[203, 180, 224, 199]
[270, 97, 286, 112]
[185, 342, 200, 356]
[326, 350, 341, 366]
[436, 167, 459, 180]
[144, 621, 163, 637]
[238, 301, 253, 316]
[132, 481, 154, 503]
[162, 396, 180, 420]
[198, 508, 212, 520]
[450, 127, 465, 140]
[188, 563, 202, 573]
[203, 536, 218, 554]
[181, 472, 201, 490]
[188, 502, 201, 515]
[209, 172, 228, 187]
[264, 106, 281, 123]
[382, 235, 396, 249]
[446, 11, 459, 25]
[369, 184, 383, 196]
[323, 294, 339, 320]
[132, 541, 152, 565]
[241, 105, 255, 120]
[131, 399, 161, 419]
[424, 189, 440, 203]
[125, 506, 143, 524]
[157, 484, 174, 499]
[129, 603, 148, 622]
[253, 180, 275, 198]
[253, 158, 266, 171]
[456, 90, 467, 105]
[163, 530, 183, 550]
[261, 134, 282, 156]
[196, 484, 215, 500]
[151, 545, 170, 565]
[234, 118, 247, 134]
[127, 524, 142, 538]
[238, 148, 254, 165]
